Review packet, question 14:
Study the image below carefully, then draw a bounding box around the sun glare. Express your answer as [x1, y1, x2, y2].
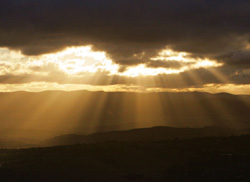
[152, 49, 188, 61]
[120, 64, 182, 77]
[32, 46, 222, 77]
[40, 46, 118, 75]
[0, 46, 223, 80]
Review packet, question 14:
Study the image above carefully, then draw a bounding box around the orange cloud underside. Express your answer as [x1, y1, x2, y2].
[1, 46, 249, 95]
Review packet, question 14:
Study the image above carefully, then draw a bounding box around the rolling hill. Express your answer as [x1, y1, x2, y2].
[43, 126, 250, 146]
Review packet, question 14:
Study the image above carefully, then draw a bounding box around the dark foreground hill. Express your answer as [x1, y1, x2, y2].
[1, 135, 250, 182]
[43, 126, 249, 146]
[0, 139, 34, 149]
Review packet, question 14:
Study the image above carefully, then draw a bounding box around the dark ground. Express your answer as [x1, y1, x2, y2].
[1, 135, 250, 182]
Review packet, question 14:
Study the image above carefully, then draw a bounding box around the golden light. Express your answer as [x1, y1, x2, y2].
[119, 64, 182, 77]
[40, 46, 119, 75]
[151, 49, 188, 61]
[193, 59, 222, 68]
[0, 46, 223, 79]
[0, 46, 229, 95]
[120, 49, 223, 77]
[29, 47, 223, 78]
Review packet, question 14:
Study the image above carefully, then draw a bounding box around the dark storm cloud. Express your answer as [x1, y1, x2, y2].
[216, 50, 250, 67]
[1, 0, 250, 66]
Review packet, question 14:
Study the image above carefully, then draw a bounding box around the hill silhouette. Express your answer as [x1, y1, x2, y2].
[43, 126, 250, 146]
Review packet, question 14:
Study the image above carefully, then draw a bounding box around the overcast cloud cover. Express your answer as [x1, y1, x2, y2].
[0, 0, 250, 91]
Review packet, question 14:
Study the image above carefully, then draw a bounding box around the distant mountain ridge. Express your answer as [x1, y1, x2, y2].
[0, 91, 249, 142]
[43, 126, 250, 146]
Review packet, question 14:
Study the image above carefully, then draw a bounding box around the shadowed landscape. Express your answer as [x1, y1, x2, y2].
[0, 91, 250, 181]
[1, 134, 250, 182]
[1, 0, 250, 181]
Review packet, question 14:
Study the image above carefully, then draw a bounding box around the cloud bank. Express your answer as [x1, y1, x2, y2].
[0, 0, 250, 93]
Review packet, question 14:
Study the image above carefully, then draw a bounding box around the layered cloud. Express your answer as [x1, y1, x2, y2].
[0, 0, 250, 93]
[0, 46, 223, 84]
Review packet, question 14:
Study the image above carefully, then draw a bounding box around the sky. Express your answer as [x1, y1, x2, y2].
[0, 0, 250, 94]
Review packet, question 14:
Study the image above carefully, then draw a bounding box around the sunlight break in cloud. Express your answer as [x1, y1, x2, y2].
[120, 49, 222, 77]
[0, 46, 222, 78]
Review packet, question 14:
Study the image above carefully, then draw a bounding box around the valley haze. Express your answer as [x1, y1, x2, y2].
[0, 90, 249, 148]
